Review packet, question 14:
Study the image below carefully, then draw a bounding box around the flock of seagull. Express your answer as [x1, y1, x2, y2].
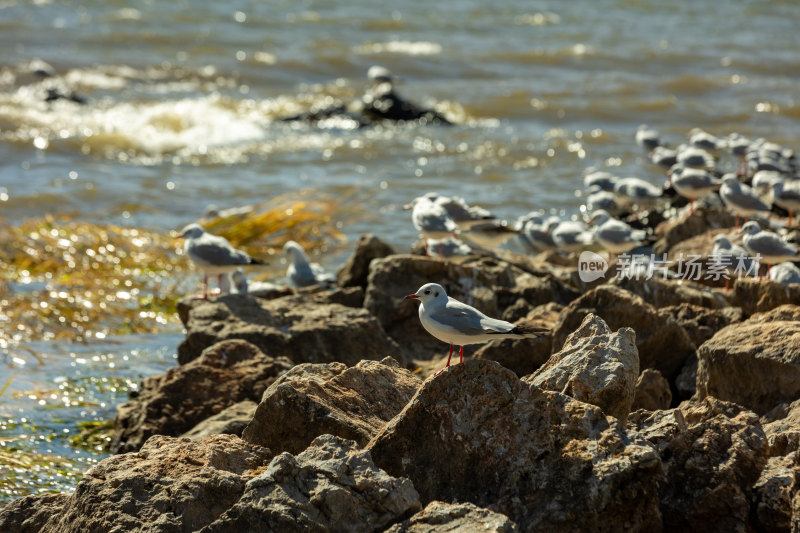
[177, 124, 800, 299]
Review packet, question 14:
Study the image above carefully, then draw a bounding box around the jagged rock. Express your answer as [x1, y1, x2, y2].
[657, 398, 768, 533]
[731, 279, 800, 318]
[762, 399, 800, 457]
[632, 369, 672, 411]
[662, 303, 743, 348]
[526, 314, 639, 421]
[696, 314, 800, 415]
[551, 285, 694, 379]
[626, 408, 688, 455]
[182, 400, 258, 441]
[0, 493, 70, 533]
[611, 275, 728, 309]
[176, 293, 401, 366]
[364, 254, 576, 361]
[367, 359, 662, 531]
[242, 357, 421, 454]
[336, 233, 395, 288]
[653, 207, 735, 255]
[750, 453, 798, 533]
[111, 340, 292, 454]
[30, 434, 272, 532]
[474, 303, 558, 377]
[385, 501, 518, 533]
[201, 434, 421, 533]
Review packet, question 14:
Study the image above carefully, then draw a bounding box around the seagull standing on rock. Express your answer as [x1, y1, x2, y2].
[179, 223, 267, 299]
[283, 240, 334, 288]
[404, 283, 549, 375]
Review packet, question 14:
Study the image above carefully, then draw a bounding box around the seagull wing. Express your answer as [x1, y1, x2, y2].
[189, 236, 251, 266]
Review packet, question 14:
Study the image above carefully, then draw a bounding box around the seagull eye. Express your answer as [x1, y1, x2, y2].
[424, 289, 431, 295]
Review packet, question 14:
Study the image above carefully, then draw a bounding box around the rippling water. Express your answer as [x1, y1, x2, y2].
[1, 0, 799, 502]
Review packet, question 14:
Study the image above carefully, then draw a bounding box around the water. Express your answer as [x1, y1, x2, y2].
[1, 0, 799, 503]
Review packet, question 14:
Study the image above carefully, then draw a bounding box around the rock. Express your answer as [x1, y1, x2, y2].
[176, 293, 402, 366]
[364, 254, 576, 361]
[526, 314, 639, 421]
[336, 233, 395, 288]
[626, 408, 688, 455]
[385, 501, 518, 533]
[367, 359, 662, 531]
[632, 369, 672, 411]
[33, 434, 272, 532]
[182, 400, 258, 441]
[750, 453, 798, 533]
[201, 434, 421, 533]
[731, 279, 800, 318]
[611, 275, 728, 309]
[674, 353, 699, 400]
[242, 357, 421, 454]
[0, 493, 70, 533]
[474, 303, 559, 377]
[662, 303, 743, 348]
[762, 399, 800, 457]
[551, 285, 694, 379]
[111, 340, 292, 454]
[696, 316, 800, 415]
[653, 207, 735, 255]
[656, 398, 768, 533]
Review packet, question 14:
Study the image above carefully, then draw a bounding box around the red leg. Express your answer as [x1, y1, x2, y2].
[435, 344, 455, 376]
[459, 345, 463, 363]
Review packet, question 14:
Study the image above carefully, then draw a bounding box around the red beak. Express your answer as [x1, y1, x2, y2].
[403, 294, 419, 301]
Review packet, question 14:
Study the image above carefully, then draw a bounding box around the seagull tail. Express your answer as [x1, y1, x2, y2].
[249, 257, 268, 266]
[511, 324, 550, 338]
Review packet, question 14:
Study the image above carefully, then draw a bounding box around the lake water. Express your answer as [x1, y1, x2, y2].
[1, 0, 799, 503]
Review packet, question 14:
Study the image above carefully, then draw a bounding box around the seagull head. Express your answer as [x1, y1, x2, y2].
[403, 282, 447, 304]
[739, 220, 762, 236]
[712, 234, 733, 249]
[179, 223, 205, 239]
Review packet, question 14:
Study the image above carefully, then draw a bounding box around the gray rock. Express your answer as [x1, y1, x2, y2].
[182, 400, 258, 441]
[385, 501, 518, 533]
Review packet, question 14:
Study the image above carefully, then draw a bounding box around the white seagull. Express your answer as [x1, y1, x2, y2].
[589, 210, 647, 256]
[635, 124, 661, 151]
[719, 174, 771, 226]
[405, 195, 458, 255]
[403, 282, 548, 374]
[283, 240, 334, 288]
[669, 166, 722, 214]
[740, 221, 799, 271]
[613, 177, 663, 208]
[771, 180, 800, 225]
[179, 224, 266, 298]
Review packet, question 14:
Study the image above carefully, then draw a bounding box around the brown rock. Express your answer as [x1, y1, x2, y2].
[111, 340, 292, 453]
[611, 275, 728, 309]
[336, 233, 395, 288]
[762, 399, 800, 457]
[526, 313, 639, 421]
[551, 285, 694, 379]
[176, 293, 401, 366]
[367, 359, 662, 531]
[385, 501, 518, 533]
[242, 357, 421, 454]
[181, 400, 258, 441]
[731, 279, 800, 318]
[750, 453, 798, 533]
[37, 434, 272, 532]
[662, 303, 743, 348]
[696, 318, 800, 415]
[0, 493, 70, 533]
[202, 434, 421, 533]
[632, 369, 672, 411]
[653, 207, 735, 255]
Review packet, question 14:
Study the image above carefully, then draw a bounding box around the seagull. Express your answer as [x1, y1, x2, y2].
[650, 146, 678, 170]
[426, 237, 473, 257]
[179, 224, 267, 299]
[688, 127, 725, 154]
[516, 213, 556, 254]
[676, 144, 716, 169]
[740, 221, 799, 273]
[551, 219, 594, 252]
[283, 240, 335, 287]
[635, 124, 661, 151]
[583, 170, 619, 192]
[405, 195, 459, 256]
[613, 177, 663, 209]
[719, 174, 771, 226]
[589, 210, 647, 256]
[403, 282, 549, 375]
[461, 220, 519, 249]
[425, 192, 497, 230]
[669, 166, 722, 214]
[711, 234, 754, 287]
[769, 262, 800, 285]
[771, 180, 800, 225]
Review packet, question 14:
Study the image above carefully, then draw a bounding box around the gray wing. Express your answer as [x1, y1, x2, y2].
[414, 209, 455, 233]
[431, 299, 514, 335]
[189, 237, 250, 266]
[723, 188, 770, 211]
[749, 233, 798, 256]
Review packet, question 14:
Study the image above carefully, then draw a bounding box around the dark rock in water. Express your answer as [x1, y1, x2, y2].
[731, 279, 800, 318]
[111, 339, 292, 453]
[202, 434, 421, 533]
[385, 501, 518, 533]
[749, 453, 798, 533]
[361, 84, 452, 126]
[5, 434, 273, 533]
[632, 368, 672, 411]
[336, 233, 395, 288]
[526, 313, 639, 422]
[176, 293, 401, 366]
[242, 356, 421, 454]
[367, 359, 662, 531]
[696, 306, 800, 415]
[551, 285, 694, 380]
[181, 400, 258, 441]
[0, 492, 71, 533]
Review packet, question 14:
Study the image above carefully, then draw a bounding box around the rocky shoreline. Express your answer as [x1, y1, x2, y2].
[2, 218, 800, 532]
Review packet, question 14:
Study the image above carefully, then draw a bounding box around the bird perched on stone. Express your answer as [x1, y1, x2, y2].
[283, 240, 335, 288]
[404, 282, 548, 375]
[179, 224, 267, 299]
